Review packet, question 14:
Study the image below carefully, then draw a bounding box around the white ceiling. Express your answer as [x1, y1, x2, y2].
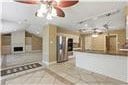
[1, 1, 128, 37]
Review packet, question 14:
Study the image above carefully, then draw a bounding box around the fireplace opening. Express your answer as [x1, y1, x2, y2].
[14, 47, 23, 52]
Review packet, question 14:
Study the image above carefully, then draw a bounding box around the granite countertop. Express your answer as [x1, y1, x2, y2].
[74, 50, 128, 57]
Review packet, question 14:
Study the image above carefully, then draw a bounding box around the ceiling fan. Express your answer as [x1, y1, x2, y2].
[15, 0, 79, 20]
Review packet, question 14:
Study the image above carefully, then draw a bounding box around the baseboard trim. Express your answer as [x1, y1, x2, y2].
[68, 56, 75, 59]
[42, 61, 56, 65]
[49, 61, 56, 65]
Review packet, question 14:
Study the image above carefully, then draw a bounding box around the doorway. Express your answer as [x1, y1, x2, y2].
[106, 35, 117, 54]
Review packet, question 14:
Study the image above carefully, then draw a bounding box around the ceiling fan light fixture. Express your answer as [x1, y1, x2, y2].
[40, 4, 48, 13]
[85, 24, 88, 27]
[51, 8, 57, 17]
[46, 13, 53, 20]
[37, 10, 44, 17]
[55, 0, 60, 3]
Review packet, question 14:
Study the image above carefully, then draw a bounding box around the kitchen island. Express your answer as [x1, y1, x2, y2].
[74, 51, 128, 83]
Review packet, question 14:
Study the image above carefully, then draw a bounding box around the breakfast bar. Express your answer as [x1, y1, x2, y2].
[74, 51, 128, 83]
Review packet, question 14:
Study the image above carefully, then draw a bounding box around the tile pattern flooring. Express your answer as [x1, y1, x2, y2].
[4, 69, 72, 85]
[48, 59, 128, 85]
[1, 63, 42, 76]
[1, 59, 128, 85]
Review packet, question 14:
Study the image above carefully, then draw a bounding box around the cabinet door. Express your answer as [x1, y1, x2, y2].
[126, 6, 128, 40]
[126, 16, 128, 40]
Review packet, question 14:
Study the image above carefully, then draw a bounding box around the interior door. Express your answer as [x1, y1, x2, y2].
[106, 35, 117, 54]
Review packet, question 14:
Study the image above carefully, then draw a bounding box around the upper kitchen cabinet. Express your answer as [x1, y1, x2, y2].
[126, 15, 128, 40]
[125, 6, 128, 40]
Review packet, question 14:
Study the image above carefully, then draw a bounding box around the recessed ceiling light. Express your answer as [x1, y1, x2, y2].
[85, 24, 88, 27]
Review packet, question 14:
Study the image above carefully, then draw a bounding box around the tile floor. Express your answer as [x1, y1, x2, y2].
[3, 69, 70, 85]
[1, 58, 128, 85]
[48, 59, 127, 85]
[1, 63, 42, 76]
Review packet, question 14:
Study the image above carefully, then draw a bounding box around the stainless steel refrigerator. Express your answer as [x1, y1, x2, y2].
[57, 36, 68, 63]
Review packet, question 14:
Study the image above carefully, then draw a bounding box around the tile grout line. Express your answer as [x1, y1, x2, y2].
[36, 70, 47, 85]
[45, 68, 75, 85]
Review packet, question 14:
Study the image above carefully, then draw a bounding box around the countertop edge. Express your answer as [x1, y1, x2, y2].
[73, 51, 128, 57]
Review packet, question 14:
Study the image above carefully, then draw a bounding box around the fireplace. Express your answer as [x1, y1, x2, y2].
[14, 47, 23, 52]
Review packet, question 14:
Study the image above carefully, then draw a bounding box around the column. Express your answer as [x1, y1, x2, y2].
[42, 24, 57, 65]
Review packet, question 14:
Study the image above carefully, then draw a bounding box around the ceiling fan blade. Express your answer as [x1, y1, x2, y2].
[54, 7, 65, 17]
[57, 0, 79, 7]
[15, 0, 38, 4]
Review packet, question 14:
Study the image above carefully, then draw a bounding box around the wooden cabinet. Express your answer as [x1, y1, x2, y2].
[126, 16, 128, 40]
[25, 35, 42, 51]
[1, 34, 11, 55]
[32, 35, 42, 50]
[25, 37, 32, 52]
[125, 6, 128, 40]
[25, 31, 42, 51]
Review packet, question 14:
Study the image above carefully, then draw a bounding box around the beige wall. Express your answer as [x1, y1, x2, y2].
[125, 6, 128, 15]
[42, 25, 49, 63]
[84, 34, 105, 51]
[42, 24, 57, 64]
[49, 24, 57, 62]
[79, 34, 85, 51]
[85, 35, 92, 50]
[109, 29, 126, 51]
[125, 6, 128, 41]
